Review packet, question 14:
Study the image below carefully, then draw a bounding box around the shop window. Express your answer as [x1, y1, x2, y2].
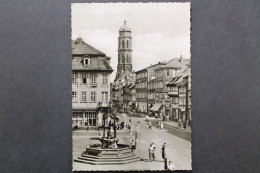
[85, 112, 97, 127]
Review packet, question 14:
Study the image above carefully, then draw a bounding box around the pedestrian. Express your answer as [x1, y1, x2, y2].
[148, 144, 153, 161]
[164, 158, 168, 170]
[152, 146, 156, 161]
[157, 121, 161, 128]
[160, 122, 164, 129]
[161, 143, 166, 160]
[129, 128, 133, 136]
[148, 121, 152, 130]
[129, 119, 131, 123]
[168, 161, 175, 171]
[155, 112, 158, 119]
[183, 120, 187, 130]
[130, 140, 135, 154]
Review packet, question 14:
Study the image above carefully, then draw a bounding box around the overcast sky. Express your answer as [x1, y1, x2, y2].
[71, 3, 190, 81]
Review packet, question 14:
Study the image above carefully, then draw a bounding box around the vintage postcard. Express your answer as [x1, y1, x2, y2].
[72, 2, 191, 171]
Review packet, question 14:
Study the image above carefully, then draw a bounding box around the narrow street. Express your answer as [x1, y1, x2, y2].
[73, 113, 192, 171]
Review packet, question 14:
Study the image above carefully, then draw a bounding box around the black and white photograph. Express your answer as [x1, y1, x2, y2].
[71, 2, 191, 171]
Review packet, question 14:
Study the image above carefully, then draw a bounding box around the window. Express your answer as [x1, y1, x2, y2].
[83, 58, 90, 66]
[91, 74, 96, 84]
[84, 112, 97, 126]
[72, 91, 77, 102]
[122, 40, 125, 48]
[179, 87, 186, 93]
[72, 73, 77, 84]
[90, 92, 96, 102]
[103, 74, 108, 84]
[122, 54, 125, 63]
[102, 92, 108, 103]
[180, 98, 186, 105]
[126, 40, 129, 48]
[73, 112, 83, 118]
[166, 70, 170, 76]
[81, 74, 87, 84]
[173, 70, 176, 76]
[81, 92, 87, 102]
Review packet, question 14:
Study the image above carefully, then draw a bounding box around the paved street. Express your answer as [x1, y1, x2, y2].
[73, 113, 192, 171]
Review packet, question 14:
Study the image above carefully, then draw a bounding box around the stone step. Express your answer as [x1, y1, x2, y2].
[82, 153, 135, 159]
[74, 157, 141, 165]
[78, 155, 140, 162]
[101, 150, 132, 155]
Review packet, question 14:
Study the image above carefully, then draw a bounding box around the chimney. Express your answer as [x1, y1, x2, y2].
[180, 55, 183, 62]
[76, 37, 83, 44]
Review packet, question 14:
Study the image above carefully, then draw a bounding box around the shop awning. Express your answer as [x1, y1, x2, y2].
[150, 104, 162, 111]
[73, 106, 98, 111]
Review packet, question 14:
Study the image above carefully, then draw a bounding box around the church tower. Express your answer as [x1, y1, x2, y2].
[115, 21, 133, 80]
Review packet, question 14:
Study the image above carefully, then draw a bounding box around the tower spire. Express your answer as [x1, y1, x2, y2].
[115, 21, 133, 80]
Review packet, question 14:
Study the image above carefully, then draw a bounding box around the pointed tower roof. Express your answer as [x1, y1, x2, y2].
[119, 21, 131, 32]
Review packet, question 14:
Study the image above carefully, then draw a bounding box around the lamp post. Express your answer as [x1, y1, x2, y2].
[113, 113, 117, 138]
[99, 101, 109, 138]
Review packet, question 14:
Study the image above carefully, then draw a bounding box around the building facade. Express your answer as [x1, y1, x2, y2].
[72, 38, 113, 128]
[167, 63, 191, 124]
[135, 69, 148, 113]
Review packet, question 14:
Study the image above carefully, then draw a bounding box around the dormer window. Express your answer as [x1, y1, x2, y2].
[83, 58, 90, 66]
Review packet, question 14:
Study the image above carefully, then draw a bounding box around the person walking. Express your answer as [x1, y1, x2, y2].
[157, 121, 161, 129]
[161, 143, 166, 160]
[130, 140, 135, 155]
[152, 145, 156, 161]
[148, 121, 152, 130]
[160, 121, 164, 129]
[183, 120, 187, 130]
[129, 128, 133, 136]
[148, 144, 153, 161]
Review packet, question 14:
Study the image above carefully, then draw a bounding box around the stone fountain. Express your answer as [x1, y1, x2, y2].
[74, 102, 140, 165]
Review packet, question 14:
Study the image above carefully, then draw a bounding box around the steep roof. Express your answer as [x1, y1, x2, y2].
[72, 57, 113, 71]
[72, 38, 113, 72]
[119, 21, 131, 32]
[167, 65, 191, 86]
[72, 38, 106, 56]
[155, 58, 189, 71]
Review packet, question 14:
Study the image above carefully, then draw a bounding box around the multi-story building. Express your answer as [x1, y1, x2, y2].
[135, 69, 148, 113]
[166, 63, 191, 123]
[147, 62, 166, 112]
[128, 82, 136, 111]
[149, 57, 189, 117]
[72, 38, 113, 128]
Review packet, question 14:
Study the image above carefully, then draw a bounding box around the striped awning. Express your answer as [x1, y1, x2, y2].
[150, 104, 162, 111]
